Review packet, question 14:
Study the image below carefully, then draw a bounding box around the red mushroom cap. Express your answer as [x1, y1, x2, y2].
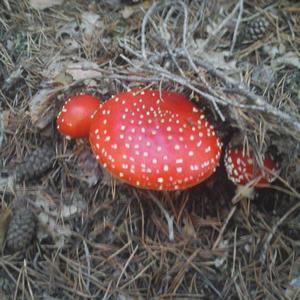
[89, 89, 222, 190]
[57, 94, 101, 138]
[224, 145, 279, 187]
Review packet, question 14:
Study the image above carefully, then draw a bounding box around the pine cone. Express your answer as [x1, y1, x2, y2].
[244, 17, 270, 41]
[15, 143, 55, 183]
[5, 207, 37, 252]
[0, 272, 13, 299]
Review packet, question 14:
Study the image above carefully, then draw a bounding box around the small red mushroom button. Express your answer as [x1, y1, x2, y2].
[224, 144, 279, 188]
[57, 94, 101, 139]
[89, 89, 222, 190]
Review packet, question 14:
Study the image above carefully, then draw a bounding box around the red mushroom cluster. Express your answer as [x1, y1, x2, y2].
[56, 89, 279, 192]
[224, 144, 279, 188]
[57, 89, 222, 190]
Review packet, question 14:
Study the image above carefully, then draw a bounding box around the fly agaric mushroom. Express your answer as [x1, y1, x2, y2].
[224, 144, 279, 188]
[57, 94, 101, 139]
[89, 89, 222, 190]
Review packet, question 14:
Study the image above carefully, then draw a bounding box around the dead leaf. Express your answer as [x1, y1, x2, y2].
[33, 190, 87, 219]
[29, 0, 63, 10]
[55, 13, 103, 52]
[29, 59, 102, 129]
[43, 58, 102, 85]
[59, 191, 87, 218]
[29, 87, 60, 129]
[0, 207, 12, 249]
[37, 212, 72, 248]
[52, 71, 73, 86]
[81, 12, 103, 38]
[34, 190, 86, 247]
[65, 60, 102, 81]
[121, 6, 135, 19]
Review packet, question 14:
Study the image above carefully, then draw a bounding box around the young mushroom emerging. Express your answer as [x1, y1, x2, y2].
[89, 89, 222, 190]
[224, 144, 279, 197]
[57, 94, 101, 139]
